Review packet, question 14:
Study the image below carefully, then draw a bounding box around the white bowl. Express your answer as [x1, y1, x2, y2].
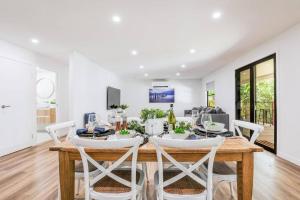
[205, 122, 225, 132]
[169, 130, 190, 139]
[115, 130, 136, 139]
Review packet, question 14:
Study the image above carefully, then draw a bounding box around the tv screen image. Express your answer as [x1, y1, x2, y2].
[149, 88, 175, 103]
[107, 87, 121, 109]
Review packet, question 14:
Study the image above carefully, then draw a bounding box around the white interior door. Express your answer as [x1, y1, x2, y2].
[0, 57, 36, 156]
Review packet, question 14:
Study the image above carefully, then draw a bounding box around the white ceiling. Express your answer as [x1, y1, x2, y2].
[1, 0, 300, 79]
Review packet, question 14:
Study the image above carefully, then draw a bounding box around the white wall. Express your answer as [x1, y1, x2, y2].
[200, 23, 300, 166]
[68, 53, 202, 125]
[122, 79, 202, 117]
[0, 40, 68, 148]
[0, 40, 69, 123]
[69, 52, 122, 127]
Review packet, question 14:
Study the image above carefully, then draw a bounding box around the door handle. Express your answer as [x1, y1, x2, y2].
[1, 105, 11, 109]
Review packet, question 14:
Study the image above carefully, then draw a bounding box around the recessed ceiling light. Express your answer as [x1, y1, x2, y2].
[139, 65, 144, 69]
[131, 50, 138, 56]
[212, 11, 222, 19]
[181, 64, 186, 68]
[144, 73, 149, 77]
[112, 15, 122, 23]
[176, 72, 181, 76]
[31, 38, 39, 44]
[189, 49, 196, 54]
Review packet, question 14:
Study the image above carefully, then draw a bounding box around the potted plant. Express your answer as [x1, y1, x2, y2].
[110, 104, 119, 111]
[169, 121, 192, 139]
[127, 120, 145, 134]
[116, 128, 136, 139]
[118, 104, 129, 116]
[140, 108, 167, 135]
[119, 104, 129, 110]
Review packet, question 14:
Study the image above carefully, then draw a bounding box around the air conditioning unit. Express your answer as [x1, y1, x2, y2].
[151, 80, 169, 88]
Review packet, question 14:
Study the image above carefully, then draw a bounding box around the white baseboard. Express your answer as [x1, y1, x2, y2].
[0, 143, 32, 157]
[277, 151, 300, 166]
[35, 137, 52, 145]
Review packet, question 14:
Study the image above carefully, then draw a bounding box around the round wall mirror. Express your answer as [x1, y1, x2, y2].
[36, 78, 55, 99]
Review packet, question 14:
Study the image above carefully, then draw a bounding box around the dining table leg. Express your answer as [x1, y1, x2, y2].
[59, 151, 75, 200]
[237, 152, 254, 200]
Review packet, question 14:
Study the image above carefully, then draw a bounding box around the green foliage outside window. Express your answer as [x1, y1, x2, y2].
[207, 90, 215, 107]
[240, 82, 250, 120]
[240, 79, 274, 121]
[256, 79, 274, 121]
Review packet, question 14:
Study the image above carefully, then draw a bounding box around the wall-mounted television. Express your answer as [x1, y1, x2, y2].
[149, 88, 175, 103]
[107, 87, 121, 109]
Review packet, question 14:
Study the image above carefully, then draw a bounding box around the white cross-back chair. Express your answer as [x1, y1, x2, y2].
[46, 121, 101, 197]
[150, 136, 224, 200]
[206, 120, 264, 199]
[46, 121, 77, 144]
[122, 117, 149, 184]
[233, 120, 264, 143]
[162, 117, 193, 170]
[71, 136, 145, 200]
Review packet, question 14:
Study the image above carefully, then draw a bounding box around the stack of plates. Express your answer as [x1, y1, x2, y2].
[194, 127, 234, 138]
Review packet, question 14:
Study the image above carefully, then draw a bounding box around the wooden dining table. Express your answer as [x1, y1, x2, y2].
[50, 136, 263, 200]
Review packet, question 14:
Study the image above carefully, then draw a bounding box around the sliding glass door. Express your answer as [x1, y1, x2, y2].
[235, 54, 277, 153]
[236, 68, 252, 138]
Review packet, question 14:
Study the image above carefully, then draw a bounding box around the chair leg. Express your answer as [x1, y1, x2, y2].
[137, 192, 142, 200]
[213, 180, 223, 198]
[76, 178, 81, 195]
[142, 163, 149, 182]
[143, 182, 148, 200]
[57, 185, 61, 200]
[230, 182, 235, 200]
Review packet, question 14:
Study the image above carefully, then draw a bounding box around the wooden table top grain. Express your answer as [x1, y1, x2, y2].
[50, 136, 263, 154]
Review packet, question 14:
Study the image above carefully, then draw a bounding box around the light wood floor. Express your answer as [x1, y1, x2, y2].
[0, 141, 300, 200]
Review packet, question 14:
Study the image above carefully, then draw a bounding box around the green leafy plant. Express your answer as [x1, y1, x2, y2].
[110, 104, 119, 109]
[173, 121, 192, 134]
[178, 121, 192, 130]
[240, 79, 274, 122]
[156, 109, 167, 118]
[174, 127, 185, 134]
[240, 82, 251, 120]
[119, 129, 130, 135]
[119, 104, 129, 110]
[140, 108, 167, 123]
[207, 90, 215, 107]
[127, 120, 145, 134]
[49, 99, 56, 104]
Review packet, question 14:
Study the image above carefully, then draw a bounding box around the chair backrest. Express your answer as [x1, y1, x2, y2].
[150, 136, 224, 200]
[71, 136, 144, 200]
[232, 120, 264, 143]
[45, 121, 76, 144]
